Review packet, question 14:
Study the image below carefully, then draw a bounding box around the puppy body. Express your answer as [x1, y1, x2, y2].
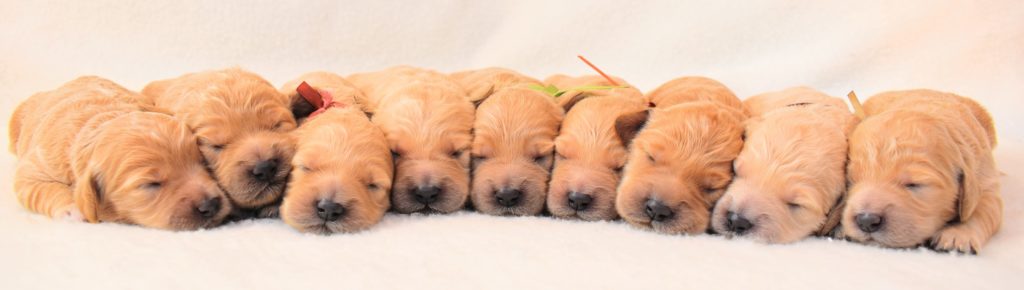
[451, 68, 563, 216]
[711, 87, 857, 243]
[844, 90, 1001, 253]
[544, 74, 645, 221]
[615, 76, 746, 234]
[10, 77, 229, 230]
[142, 68, 296, 217]
[347, 66, 474, 214]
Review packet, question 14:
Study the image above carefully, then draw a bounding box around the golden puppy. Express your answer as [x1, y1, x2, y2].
[645, 76, 743, 109]
[9, 76, 230, 230]
[142, 68, 296, 218]
[278, 72, 392, 234]
[710, 87, 857, 243]
[347, 66, 474, 213]
[544, 74, 646, 220]
[843, 90, 1001, 254]
[450, 68, 563, 216]
[615, 76, 746, 234]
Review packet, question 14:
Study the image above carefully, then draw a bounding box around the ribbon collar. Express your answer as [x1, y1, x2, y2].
[297, 81, 344, 118]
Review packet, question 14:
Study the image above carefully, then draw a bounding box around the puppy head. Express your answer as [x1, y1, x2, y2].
[72, 112, 230, 230]
[548, 96, 647, 221]
[374, 85, 475, 213]
[615, 102, 746, 234]
[843, 111, 987, 248]
[280, 109, 393, 234]
[471, 88, 563, 216]
[646, 77, 741, 109]
[711, 106, 852, 243]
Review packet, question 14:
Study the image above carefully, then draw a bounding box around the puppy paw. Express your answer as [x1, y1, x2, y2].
[928, 225, 981, 255]
[55, 205, 85, 222]
[257, 205, 280, 219]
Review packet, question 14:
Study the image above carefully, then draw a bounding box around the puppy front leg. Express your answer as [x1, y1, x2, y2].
[930, 192, 1003, 254]
[14, 172, 82, 221]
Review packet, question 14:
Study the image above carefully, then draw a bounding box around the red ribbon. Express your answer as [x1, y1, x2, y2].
[297, 81, 343, 118]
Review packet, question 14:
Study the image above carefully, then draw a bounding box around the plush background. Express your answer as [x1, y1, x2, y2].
[1, 1, 1022, 289]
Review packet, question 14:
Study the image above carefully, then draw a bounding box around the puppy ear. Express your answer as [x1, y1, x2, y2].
[956, 169, 981, 223]
[464, 84, 494, 107]
[816, 195, 846, 236]
[289, 93, 318, 121]
[557, 91, 588, 112]
[72, 168, 102, 223]
[614, 109, 650, 147]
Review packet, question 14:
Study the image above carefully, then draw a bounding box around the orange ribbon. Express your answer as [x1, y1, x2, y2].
[297, 81, 343, 118]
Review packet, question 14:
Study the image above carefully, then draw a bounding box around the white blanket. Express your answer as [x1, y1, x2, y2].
[1, 1, 1021, 289]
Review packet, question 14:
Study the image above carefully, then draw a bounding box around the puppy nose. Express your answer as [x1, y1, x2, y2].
[726, 211, 753, 234]
[644, 200, 673, 222]
[316, 199, 345, 222]
[494, 188, 522, 207]
[567, 192, 593, 211]
[855, 213, 884, 233]
[251, 159, 279, 182]
[195, 197, 222, 218]
[413, 186, 442, 205]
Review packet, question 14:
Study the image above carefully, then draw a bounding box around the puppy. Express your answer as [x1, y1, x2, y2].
[347, 66, 474, 214]
[142, 68, 296, 218]
[710, 87, 857, 243]
[278, 72, 392, 234]
[615, 76, 746, 234]
[450, 68, 563, 216]
[9, 76, 230, 230]
[544, 74, 646, 221]
[843, 90, 1001, 254]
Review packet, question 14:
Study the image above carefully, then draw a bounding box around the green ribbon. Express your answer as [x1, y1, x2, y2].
[528, 84, 630, 97]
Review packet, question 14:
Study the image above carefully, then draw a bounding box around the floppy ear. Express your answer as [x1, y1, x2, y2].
[556, 91, 588, 112]
[290, 93, 317, 121]
[72, 168, 102, 223]
[464, 84, 494, 107]
[956, 168, 981, 223]
[614, 109, 650, 147]
[816, 195, 846, 236]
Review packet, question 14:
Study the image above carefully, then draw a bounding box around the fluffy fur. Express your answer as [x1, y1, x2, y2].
[9, 76, 230, 230]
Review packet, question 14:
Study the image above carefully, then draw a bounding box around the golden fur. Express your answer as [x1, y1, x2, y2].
[645, 76, 742, 109]
[347, 66, 474, 213]
[9, 76, 230, 230]
[544, 74, 646, 220]
[843, 89, 1001, 254]
[278, 72, 392, 233]
[711, 87, 857, 243]
[142, 68, 296, 217]
[615, 76, 746, 234]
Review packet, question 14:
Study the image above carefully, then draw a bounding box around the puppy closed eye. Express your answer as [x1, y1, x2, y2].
[903, 182, 923, 191]
[367, 182, 380, 191]
[141, 181, 163, 191]
[533, 154, 549, 165]
[786, 202, 802, 211]
[701, 186, 723, 195]
[450, 149, 465, 159]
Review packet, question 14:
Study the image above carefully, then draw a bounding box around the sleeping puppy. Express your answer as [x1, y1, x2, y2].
[615, 76, 746, 234]
[278, 72, 392, 234]
[142, 68, 296, 218]
[347, 66, 474, 214]
[710, 87, 857, 243]
[451, 68, 563, 216]
[844, 89, 1002, 254]
[544, 74, 645, 221]
[9, 76, 230, 229]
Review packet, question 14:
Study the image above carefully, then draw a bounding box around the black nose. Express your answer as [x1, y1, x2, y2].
[567, 192, 593, 211]
[413, 186, 442, 205]
[856, 213, 884, 233]
[316, 199, 345, 222]
[726, 211, 753, 234]
[195, 197, 222, 218]
[495, 188, 522, 207]
[644, 200, 673, 222]
[251, 159, 279, 182]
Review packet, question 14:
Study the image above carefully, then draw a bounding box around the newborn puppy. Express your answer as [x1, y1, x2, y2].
[347, 66, 474, 214]
[278, 72, 392, 234]
[711, 87, 857, 243]
[142, 68, 296, 218]
[616, 76, 746, 234]
[844, 90, 1001, 254]
[9, 76, 230, 229]
[645, 76, 743, 109]
[544, 74, 646, 221]
[451, 68, 563, 216]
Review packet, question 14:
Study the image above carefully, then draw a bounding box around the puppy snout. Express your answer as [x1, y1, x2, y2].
[726, 211, 753, 234]
[413, 185, 442, 205]
[567, 192, 593, 211]
[855, 212, 884, 233]
[195, 197, 222, 219]
[644, 199, 673, 222]
[494, 188, 523, 207]
[251, 159, 280, 182]
[316, 199, 345, 222]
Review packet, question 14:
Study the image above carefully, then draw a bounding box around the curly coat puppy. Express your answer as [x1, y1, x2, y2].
[544, 74, 645, 221]
[277, 72, 392, 233]
[142, 68, 296, 218]
[844, 89, 1001, 254]
[451, 68, 563, 216]
[615, 76, 746, 234]
[9, 76, 230, 230]
[711, 87, 857, 243]
[348, 66, 474, 214]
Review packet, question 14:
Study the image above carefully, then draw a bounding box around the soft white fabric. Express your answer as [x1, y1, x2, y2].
[1, 1, 1022, 289]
